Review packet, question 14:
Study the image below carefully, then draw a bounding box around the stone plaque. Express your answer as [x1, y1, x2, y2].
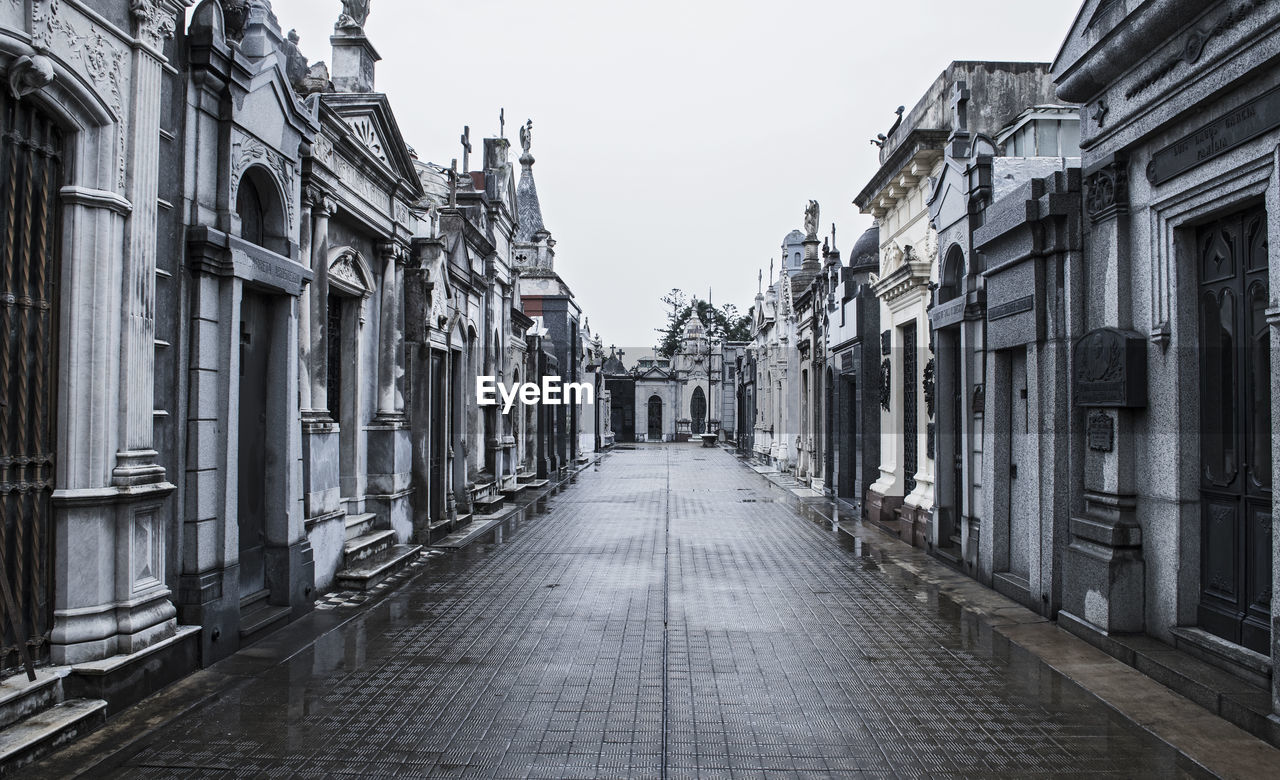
[1073, 328, 1147, 407]
[840, 351, 853, 371]
[1087, 411, 1114, 452]
[1147, 85, 1280, 185]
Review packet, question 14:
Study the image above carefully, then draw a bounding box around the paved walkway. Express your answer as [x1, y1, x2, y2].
[37, 445, 1202, 778]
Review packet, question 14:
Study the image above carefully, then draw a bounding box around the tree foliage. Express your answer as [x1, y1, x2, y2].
[655, 289, 752, 359]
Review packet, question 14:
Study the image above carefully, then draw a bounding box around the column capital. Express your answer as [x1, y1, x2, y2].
[131, 0, 192, 51]
[305, 186, 337, 217]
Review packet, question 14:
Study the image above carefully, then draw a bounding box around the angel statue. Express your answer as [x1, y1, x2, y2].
[803, 200, 820, 239]
[337, 0, 372, 31]
[519, 119, 533, 154]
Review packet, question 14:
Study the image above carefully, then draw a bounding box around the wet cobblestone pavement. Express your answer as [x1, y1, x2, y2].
[63, 445, 1193, 778]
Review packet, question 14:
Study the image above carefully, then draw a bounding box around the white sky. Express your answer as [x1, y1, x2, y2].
[260, 0, 1082, 348]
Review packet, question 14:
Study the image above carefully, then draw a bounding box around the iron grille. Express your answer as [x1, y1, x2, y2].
[1, 90, 63, 679]
[902, 325, 918, 494]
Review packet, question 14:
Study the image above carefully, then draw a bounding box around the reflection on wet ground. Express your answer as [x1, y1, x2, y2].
[57, 445, 1198, 778]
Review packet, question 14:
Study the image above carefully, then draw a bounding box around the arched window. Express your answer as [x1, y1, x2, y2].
[235, 166, 288, 255]
[237, 176, 266, 248]
[939, 245, 965, 303]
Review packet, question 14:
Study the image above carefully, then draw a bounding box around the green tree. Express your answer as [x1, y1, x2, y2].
[655, 289, 752, 359]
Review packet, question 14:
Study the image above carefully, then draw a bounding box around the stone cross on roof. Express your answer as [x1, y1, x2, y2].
[460, 126, 472, 172]
[951, 81, 970, 135]
[499, 108, 505, 139]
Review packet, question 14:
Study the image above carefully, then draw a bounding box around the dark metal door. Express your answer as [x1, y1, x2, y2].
[1197, 206, 1272, 654]
[691, 387, 706, 434]
[238, 292, 271, 597]
[902, 325, 918, 494]
[1, 91, 62, 678]
[949, 331, 964, 546]
[429, 351, 446, 523]
[648, 396, 663, 440]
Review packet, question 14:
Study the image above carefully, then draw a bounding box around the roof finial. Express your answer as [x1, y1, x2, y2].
[499, 108, 505, 139]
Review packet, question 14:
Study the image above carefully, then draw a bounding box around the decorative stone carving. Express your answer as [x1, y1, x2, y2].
[923, 357, 935, 419]
[329, 248, 371, 295]
[1073, 328, 1147, 407]
[1084, 156, 1128, 222]
[1087, 411, 1114, 452]
[220, 0, 250, 41]
[348, 115, 387, 163]
[131, 0, 177, 49]
[32, 0, 128, 187]
[879, 358, 891, 411]
[337, 0, 371, 31]
[7, 55, 55, 99]
[232, 138, 296, 231]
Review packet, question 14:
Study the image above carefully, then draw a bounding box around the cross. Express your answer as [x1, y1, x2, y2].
[499, 108, 505, 139]
[460, 126, 472, 172]
[769, 258, 774, 284]
[758, 269, 762, 295]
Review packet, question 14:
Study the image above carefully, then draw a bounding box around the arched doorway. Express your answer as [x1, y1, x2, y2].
[648, 395, 663, 440]
[691, 386, 706, 434]
[234, 167, 292, 600]
[1, 91, 64, 673]
[938, 245, 966, 550]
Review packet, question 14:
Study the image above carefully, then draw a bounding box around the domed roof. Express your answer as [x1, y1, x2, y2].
[849, 223, 880, 273]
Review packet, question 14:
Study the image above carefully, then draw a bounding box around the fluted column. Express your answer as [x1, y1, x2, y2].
[309, 194, 336, 416]
[113, 0, 187, 484]
[376, 241, 401, 418]
[297, 191, 315, 412]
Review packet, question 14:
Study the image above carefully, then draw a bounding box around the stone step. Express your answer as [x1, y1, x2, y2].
[335, 544, 423, 591]
[430, 509, 513, 550]
[0, 698, 106, 775]
[523, 479, 549, 489]
[499, 483, 526, 498]
[343, 513, 378, 542]
[343, 529, 396, 566]
[516, 471, 537, 484]
[239, 597, 291, 644]
[0, 670, 65, 733]
[473, 495, 505, 514]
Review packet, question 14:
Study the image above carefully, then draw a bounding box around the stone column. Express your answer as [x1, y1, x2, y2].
[309, 195, 335, 415]
[376, 241, 401, 419]
[297, 193, 314, 413]
[113, 0, 187, 485]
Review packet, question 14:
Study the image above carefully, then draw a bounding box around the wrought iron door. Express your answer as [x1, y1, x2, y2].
[902, 325, 918, 494]
[1197, 206, 1271, 654]
[1, 90, 63, 677]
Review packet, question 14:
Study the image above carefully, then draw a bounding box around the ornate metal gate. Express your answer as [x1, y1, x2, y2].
[1, 90, 63, 679]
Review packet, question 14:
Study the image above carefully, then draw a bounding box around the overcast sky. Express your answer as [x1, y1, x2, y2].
[261, 0, 1081, 349]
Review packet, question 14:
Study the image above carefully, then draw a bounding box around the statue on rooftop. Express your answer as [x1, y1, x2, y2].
[519, 119, 533, 154]
[803, 200, 820, 239]
[337, 0, 371, 31]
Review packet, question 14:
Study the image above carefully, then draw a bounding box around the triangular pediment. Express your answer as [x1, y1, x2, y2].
[320, 93, 424, 198]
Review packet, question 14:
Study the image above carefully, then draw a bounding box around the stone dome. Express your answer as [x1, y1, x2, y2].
[849, 223, 880, 273]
